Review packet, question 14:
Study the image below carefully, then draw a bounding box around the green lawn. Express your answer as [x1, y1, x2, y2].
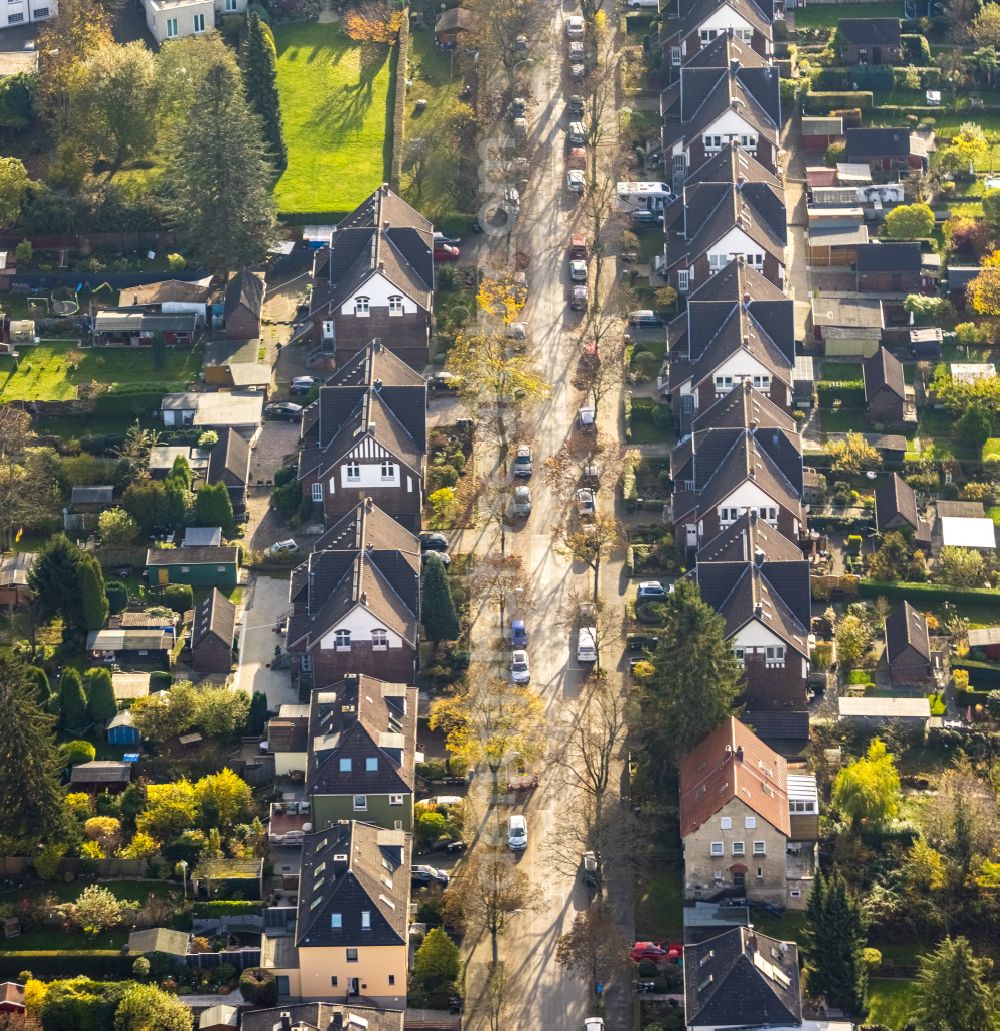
[867, 978, 919, 1031]
[0, 343, 203, 402]
[794, 2, 903, 29]
[273, 23, 394, 215]
[635, 864, 684, 941]
[818, 407, 868, 433]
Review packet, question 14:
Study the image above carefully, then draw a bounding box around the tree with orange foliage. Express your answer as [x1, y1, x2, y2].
[343, 0, 404, 44]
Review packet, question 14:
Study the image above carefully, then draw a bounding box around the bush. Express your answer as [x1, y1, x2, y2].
[61, 740, 96, 766]
[163, 583, 193, 614]
[440, 213, 467, 236]
[149, 670, 172, 692]
[0, 952, 134, 981]
[239, 967, 277, 1006]
[859, 580, 1000, 608]
[131, 956, 150, 979]
[166, 253, 186, 270]
[192, 900, 261, 917]
[804, 90, 874, 115]
[104, 580, 128, 614]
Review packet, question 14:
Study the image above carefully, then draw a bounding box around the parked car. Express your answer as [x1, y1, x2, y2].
[508, 814, 528, 851]
[513, 443, 533, 478]
[581, 463, 600, 488]
[565, 14, 585, 37]
[637, 580, 671, 599]
[575, 487, 596, 518]
[419, 795, 464, 807]
[420, 531, 449, 552]
[515, 32, 528, 52]
[511, 485, 532, 517]
[510, 619, 528, 647]
[630, 209, 663, 227]
[434, 231, 462, 246]
[567, 39, 584, 61]
[569, 233, 589, 259]
[566, 169, 585, 193]
[289, 376, 317, 395]
[567, 93, 586, 117]
[577, 625, 598, 663]
[429, 370, 463, 393]
[628, 309, 665, 328]
[510, 96, 527, 118]
[434, 243, 460, 262]
[268, 539, 299, 556]
[569, 60, 586, 81]
[509, 649, 531, 684]
[567, 120, 587, 145]
[571, 285, 589, 310]
[582, 850, 598, 890]
[422, 550, 452, 566]
[629, 941, 682, 964]
[577, 406, 596, 432]
[411, 864, 450, 887]
[512, 116, 527, 140]
[566, 146, 587, 169]
[584, 1020, 604, 1031]
[570, 259, 588, 282]
[264, 402, 303, 421]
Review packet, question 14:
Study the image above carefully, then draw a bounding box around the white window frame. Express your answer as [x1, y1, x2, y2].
[388, 295, 404, 316]
[753, 375, 771, 390]
[708, 252, 728, 271]
[380, 460, 396, 480]
[753, 841, 766, 855]
[677, 269, 690, 292]
[335, 629, 351, 651]
[732, 841, 746, 856]
[720, 817, 732, 830]
[361, 910, 371, 929]
[193, 12, 205, 31]
[311, 482, 323, 502]
[745, 816, 757, 830]
[354, 296, 370, 317]
[353, 795, 367, 812]
[736, 27, 752, 42]
[322, 320, 335, 340]
[346, 461, 361, 481]
[710, 841, 724, 856]
[371, 628, 388, 650]
[166, 16, 178, 36]
[33, 5, 49, 14]
[671, 45, 682, 65]
[224, 0, 237, 9]
[389, 794, 404, 805]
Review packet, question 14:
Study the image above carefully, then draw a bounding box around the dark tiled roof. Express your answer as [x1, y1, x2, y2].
[328, 338, 427, 388]
[267, 716, 308, 753]
[207, 428, 251, 488]
[845, 126, 913, 160]
[682, 27, 769, 69]
[70, 761, 131, 784]
[191, 588, 236, 651]
[679, 717, 791, 837]
[856, 242, 922, 272]
[223, 268, 264, 321]
[241, 1004, 403, 1031]
[837, 16, 901, 44]
[684, 139, 779, 189]
[864, 347, 906, 402]
[684, 927, 801, 1027]
[313, 498, 421, 554]
[744, 709, 810, 741]
[665, 68, 780, 151]
[118, 278, 212, 308]
[697, 510, 803, 564]
[874, 472, 918, 531]
[886, 600, 931, 662]
[146, 546, 239, 567]
[677, 0, 771, 40]
[296, 821, 409, 948]
[307, 675, 416, 796]
[936, 499, 986, 518]
[692, 382, 796, 434]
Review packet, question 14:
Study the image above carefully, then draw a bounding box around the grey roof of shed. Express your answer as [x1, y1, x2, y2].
[127, 927, 190, 956]
[435, 6, 474, 31]
[856, 242, 922, 272]
[94, 311, 198, 333]
[0, 551, 35, 587]
[71, 486, 114, 504]
[191, 588, 237, 651]
[146, 545, 239, 566]
[70, 761, 131, 784]
[223, 268, 265, 321]
[207, 427, 251, 488]
[684, 927, 801, 1028]
[886, 600, 931, 662]
[845, 126, 914, 160]
[864, 347, 906, 402]
[296, 821, 409, 948]
[117, 277, 212, 308]
[837, 16, 901, 44]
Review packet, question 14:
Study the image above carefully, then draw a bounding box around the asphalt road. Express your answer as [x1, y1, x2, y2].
[461, 2, 633, 1027]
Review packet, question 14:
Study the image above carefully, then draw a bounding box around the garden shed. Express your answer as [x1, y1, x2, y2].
[106, 708, 141, 746]
[128, 927, 190, 958]
[968, 627, 1000, 661]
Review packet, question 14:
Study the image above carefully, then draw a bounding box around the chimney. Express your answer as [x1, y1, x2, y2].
[730, 59, 739, 76]
[743, 291, 751, 303]
[374, 378, 383, 391]
[132, 293, 138, 305]
[364, 496, 373, 510]
[755, 547, 765, 568]
[736, 745, 745, 762]
[330, 1015, 345, 1031]
[754, 602, 762, 617]
[280, 1014, 292, 1031]
[381, 182, 389, 194]
[382, 221, 390, 230]
[360, 592, 368, 606]
[333, 852, 349, 874]
[742, 335, 750, 348]
[378, 260, 385, 271]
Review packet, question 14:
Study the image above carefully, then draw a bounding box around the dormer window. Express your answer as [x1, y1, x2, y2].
[335, 629, 351, 651]
[355, 296, 370, 317]
[380, 461, 396, 480]
[372, 628, 388, 650]
[388, 295, 404, 316]
[346, 461, 361, 480]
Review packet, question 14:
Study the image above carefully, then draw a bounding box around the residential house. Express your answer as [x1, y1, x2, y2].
[968, 627, 1000, 661]
[117, 277, 213, 324]
[143, 0, 246, 45]
[0, 551, 35, 607]
[241, 1003, 403, 1031]
[864, 347, 913, 426]
[191, 588, 237, 674]
[69, 761, 131, 793]
[679, 717, 813, 905]
[106, 709, 141, 746]
[286, 501, 420, 688]
[667, 258, 797, 429]
[202, 338, 270, 390]
[836, 17, 902, 64]
[661, 141, 787, 294]
[661, 0, 773, 79]
[160, 391, 264, 438]
[0, 983, 24, 1015]
[811, 296, 884, 357]
[297, 341, 426, 531]
[93, 311, 199, 347]
[267, 704, 311, 776]
[0, 0, 55, 32]
[874, 472, 930, 544]
[307, 675, 417, 832]
[223, 268, 265, 340]
[277, 821, 410, 1005]
[661, 34, 781, 187]
[207, 428, 252, 514]
[696, 514, 811, 739]
[146, 545, 240, 588]
[291, 185, 435, 370]
[855, 242, 935, 294]
[883, 600, 934, 686]
[87, 627, 173, 667]
[845, 127, 933, 172]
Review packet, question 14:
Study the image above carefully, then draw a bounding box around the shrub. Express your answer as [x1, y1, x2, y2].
[163, 582, 193, 614]
[149, 670, 172, 692]
[239, 967, 278, 1006]
[166, 253, 186, 270]
[61, 740, 96, 766]
[104, 580, 128, 614]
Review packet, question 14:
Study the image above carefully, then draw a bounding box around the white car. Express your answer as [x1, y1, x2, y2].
[577, 406, 596, 432]
[268, 539, 299, 555]
[565, 14, 585, 37]
[510, 649, 531, 683]
[575, 487, 596, 518]
[419, 795, 464, 808]
[290, 376, 317, 395]
[567, 169, 585, 193]
[508, 814, 528, 850]
[584, 1020, 605, 1031]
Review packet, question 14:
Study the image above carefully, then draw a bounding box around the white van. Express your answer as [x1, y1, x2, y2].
[577, 626, 598, 663]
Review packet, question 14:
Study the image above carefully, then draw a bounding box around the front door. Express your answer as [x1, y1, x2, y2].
[158, 569, 169, 585]
[734, 871, 746, 890]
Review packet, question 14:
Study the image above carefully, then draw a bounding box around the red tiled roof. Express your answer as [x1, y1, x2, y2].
[679, 717, 790, 837]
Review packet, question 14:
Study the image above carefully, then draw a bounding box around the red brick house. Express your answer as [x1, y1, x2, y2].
[191, 588, 236, 674]
[223, 268, 265, 341]
[864, 347, 911, 426]
[884, 601, 933, 686]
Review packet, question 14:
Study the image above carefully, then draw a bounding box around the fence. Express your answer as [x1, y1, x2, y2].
[0, 856, 151, 877]
[186, 947, 261, 971]
[5, 270, 210, 293]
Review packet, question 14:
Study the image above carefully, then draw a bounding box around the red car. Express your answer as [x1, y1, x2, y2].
[434, 244, 460, 262]
[629, 941, 682, 965]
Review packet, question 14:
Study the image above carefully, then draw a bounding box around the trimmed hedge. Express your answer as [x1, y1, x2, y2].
[0, 950, 133, 980]
[94, 390, 166, 419]
[859, 580, 1000, 608]
[817, 381, 865, 406]
[278, 210, 349, 226]
[193, 900, 262, 916]
[807, 514, 873, 533]
[953, 660, 1000, 686]
[804, 90, 873, 115]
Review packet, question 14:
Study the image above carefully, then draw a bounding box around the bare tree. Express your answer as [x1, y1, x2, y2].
[580, 169, 625, 303]
[444, 849, 542, 962]
[555, 514, 625, 602]
[573, 324, 627, 420]
[556, 902, 631, 987]
[469, 552, 533, 634]
[543, 430, 628, 504]
[467, 960, 514, 1031]
[555, 589, 623, 675]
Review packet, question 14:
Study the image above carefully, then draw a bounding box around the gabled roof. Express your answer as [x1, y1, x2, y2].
[864, 347, 906, 402]
[679, 717, 791, 837]
[191, 588, 236, 651]
[845, 126, 914, 160]
[682, 424, 802, 497]
[0, 551, 35, 588]
[697, 510, 804, 564]
[328, 337, 427, 388]
[874, 472, 919, 532]
[207, 427, 251, 489]
[666, 65, 780, 148]
[676, 0, 772, 40]
[856, 241, 923, 271]
[223, 268, 264, 321]
[886, 600, 931, 662]
[683, 138, 779, 189]
[0, 983, 24, 1010]
[692, 381, 796, 434]
[311, 185, 434, 318]
[313, 497, 421, 554]
[307, 675, 416, 797]
[684, 927, 801, 1028]
[70, 761, 131, 784]
[681, 27, 769, 69]
[296, 821, 409, 948]
[837, 16, 901, 45]
[118, 277, 212, 308]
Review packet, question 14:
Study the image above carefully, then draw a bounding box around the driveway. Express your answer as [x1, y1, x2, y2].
[233, 573, 298, 708]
